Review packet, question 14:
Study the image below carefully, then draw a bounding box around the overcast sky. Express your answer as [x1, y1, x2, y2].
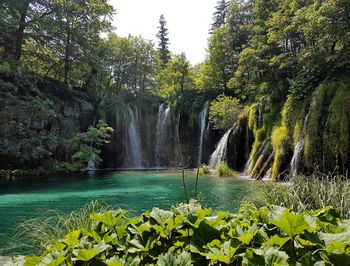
[109, 0, 217, 65]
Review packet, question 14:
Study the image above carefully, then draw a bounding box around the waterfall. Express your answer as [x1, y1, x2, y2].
[155, 103, 171, 167]
[290, 110, 311, 176]
[262, 168, 272, 181]
[87, 158, 96, 170]
[197, 102, 209, 167]
[209, 125, 237, 169]
[127, 105, 142, 168]
[258, 107, 262, 128]
[243, 159, 250, 175]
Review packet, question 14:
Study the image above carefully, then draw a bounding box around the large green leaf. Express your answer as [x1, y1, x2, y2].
[206, 240, 237, 264]
[150, 208, 174, 225]
[271, 210, 310, 238]
[190, 221, 221, 252]
[90, 210, 124, 226]
[262, 235, 290, 248]
[63, 229, 81, 249]
[157, 251, 193, 266]
[244, 248, 265, 266]
[38, 250, 67, 266]
[263, 247, 289, 266]
[90, 210, 124, 227]
[73, 242, 109, 261]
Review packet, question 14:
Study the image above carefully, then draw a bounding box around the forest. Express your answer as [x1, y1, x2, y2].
[0, 0, 350, 265]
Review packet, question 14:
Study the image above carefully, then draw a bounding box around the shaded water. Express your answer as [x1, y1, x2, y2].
[0, 171, 251, 255]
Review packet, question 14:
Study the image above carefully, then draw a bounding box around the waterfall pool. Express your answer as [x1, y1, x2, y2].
[0, 171, 252, 255]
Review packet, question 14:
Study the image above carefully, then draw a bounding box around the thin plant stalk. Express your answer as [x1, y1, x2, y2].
[195, 165, 200, 199]
[176, 113, 189, 203]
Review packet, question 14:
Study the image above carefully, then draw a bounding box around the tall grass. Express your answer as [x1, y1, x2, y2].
[14, 201, 112, 253]
[248, 173, 350, 218]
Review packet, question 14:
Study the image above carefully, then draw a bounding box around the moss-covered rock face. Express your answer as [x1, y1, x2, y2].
[303, 81, 350, 173]
[244, 79, 350, 180]
[0, 74, 95, 170]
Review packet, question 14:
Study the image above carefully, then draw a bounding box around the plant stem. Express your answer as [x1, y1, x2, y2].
[195, 166, 199, 200]
[176, 114, 189, 203]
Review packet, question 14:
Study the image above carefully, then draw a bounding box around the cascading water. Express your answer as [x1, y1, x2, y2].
[87, 158, 96, 170]
[209, 125, 237, 169]
[258, 107, 262, 128]
[290, 110, 311, 176]
[127, 105, 142, 168]
[197, 102, 209, 167]
[155, 103, 171, 167]
[243, 159, 250, 175]
[262, 168, 272, 181]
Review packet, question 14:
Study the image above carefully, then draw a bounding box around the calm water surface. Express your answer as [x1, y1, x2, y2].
[0, 171, 252, 255]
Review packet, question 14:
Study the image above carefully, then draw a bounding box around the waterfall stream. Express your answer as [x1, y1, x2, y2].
[197, 102, 209, 167]
[209, 125, 237, 169]
[290, 110, 311, 176]
[127, 105, 142, 168]
[155, 103, 171, 167]
[87, 158, 96, 170]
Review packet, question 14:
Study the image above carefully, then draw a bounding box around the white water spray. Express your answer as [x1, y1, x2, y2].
[209, 125, 237, 169]
[290, 110, 311, 176]
[127, 105, 142, 168]
[155, 103, 171, 167]
[197, 102, 209, 167]
[87, 158, 96, 170]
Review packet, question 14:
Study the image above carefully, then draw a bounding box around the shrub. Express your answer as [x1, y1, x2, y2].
[26, 202, 350, 265]
[209, 94, 242, 130]
[216, 162, 232, 176]
[197, 164, 210, 175]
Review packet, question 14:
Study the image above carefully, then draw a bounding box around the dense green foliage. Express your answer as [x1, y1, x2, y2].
[209, 95, 242, 130]
[0, 0, 349, 175]
[216, 162, 235, 177]
[26, 202, 350, 265]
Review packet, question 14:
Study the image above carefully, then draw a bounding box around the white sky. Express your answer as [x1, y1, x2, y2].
[109, 0, 217, 65]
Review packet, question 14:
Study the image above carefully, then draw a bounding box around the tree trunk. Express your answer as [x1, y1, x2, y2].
[14, 0, 30, 61]
[64, 18, 71, 84]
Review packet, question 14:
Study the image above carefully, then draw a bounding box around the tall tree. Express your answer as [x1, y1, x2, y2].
[211, 0, 228, 32]
[156, 14, 170, 68]
[0, 0, 53, 63]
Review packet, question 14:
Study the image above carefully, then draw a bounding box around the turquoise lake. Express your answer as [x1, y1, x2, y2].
[0, 171, 252, 255]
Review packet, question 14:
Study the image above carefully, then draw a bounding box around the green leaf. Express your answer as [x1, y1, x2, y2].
[24, 256, 42, 266]
[263, 235, 290, 248]
[74, 248, 102, 261]
[39, 250, 66, 266]
[206, 240, 236, 264]
[150, 208, 174, 225]
[105, 256, 123, 266]
[263, 247, 289, 266]
[90, 210, 124, 227]
[64, 229, 81, 249]
[244, 248, 265, 266]
[73, 242, 109, 261]
[271, 210, 310, 238]
[237, 232, 255, 245]
[157, 251, 193, 266]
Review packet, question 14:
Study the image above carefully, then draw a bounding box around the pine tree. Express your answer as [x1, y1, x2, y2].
[156, 14, 170, 68]
[210, 0, 228, 32]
